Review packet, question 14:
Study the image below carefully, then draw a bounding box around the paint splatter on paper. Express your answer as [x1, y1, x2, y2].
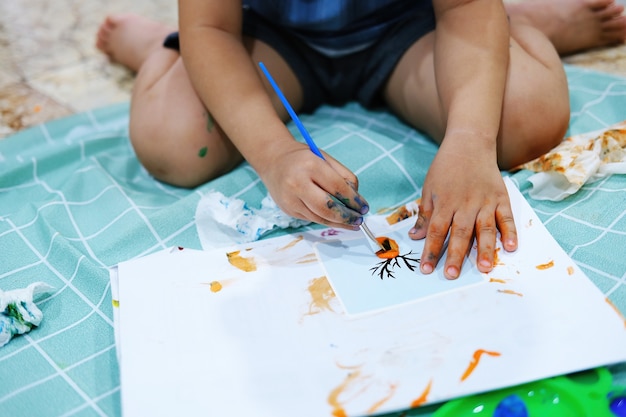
[536, 260, 555, 270]
[460, 349, 501, 382]
[305, 276, 337, 316]
[227, 250, 257, 272]
[410, 379, 433, 407]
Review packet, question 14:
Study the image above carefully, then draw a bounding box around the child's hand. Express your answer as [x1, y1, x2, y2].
[409, 144, 518, 279]
[258, 143, 369, 230]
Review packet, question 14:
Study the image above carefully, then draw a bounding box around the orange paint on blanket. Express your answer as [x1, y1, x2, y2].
[489, 278, 509, 284]
[460, 349, 501, 382]
[306, 276, 336, 315]
[498, 289, 523, 297]
[567, 266, 575, 275]
[376, 237, 399, 259]
[536, 260, 555, 270]
[226, 250, 257, 272]
[410, 379, 433, 407]
[605, 298, 626, 328]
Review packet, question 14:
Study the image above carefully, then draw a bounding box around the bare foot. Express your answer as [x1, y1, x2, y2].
[507, 0, 626, 56]
[96, 13, 175, 72]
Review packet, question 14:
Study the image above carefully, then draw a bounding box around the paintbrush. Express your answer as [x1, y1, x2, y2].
[258, 61, 385, 252]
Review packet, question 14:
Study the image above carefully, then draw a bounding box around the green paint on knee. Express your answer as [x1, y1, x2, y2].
[198, 147, 208, 158]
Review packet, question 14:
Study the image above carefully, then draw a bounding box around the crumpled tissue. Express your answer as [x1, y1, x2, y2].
[195, 191, 311, 249]
[519, 121, 626, 201]
[1, 282, 53, 347]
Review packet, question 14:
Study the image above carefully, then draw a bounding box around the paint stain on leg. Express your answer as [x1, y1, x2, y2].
[198, 146, 208, 158]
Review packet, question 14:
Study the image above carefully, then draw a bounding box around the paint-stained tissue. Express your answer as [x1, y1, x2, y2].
[0, 282, 53, 347]
[195, 191, 310, 249]
[520, 120, 626, 200]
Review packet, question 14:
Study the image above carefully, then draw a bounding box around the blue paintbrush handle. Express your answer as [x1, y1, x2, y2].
[258, 62, 326, 160]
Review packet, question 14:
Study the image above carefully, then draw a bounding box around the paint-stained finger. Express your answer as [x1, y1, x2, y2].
[444, 218, 474, 279]
[419, 215, 450, 275]
[295, 204, 361, 231]
[475, 213, 498, 273]
[496, 204, 518, 252]
[409, 207, 430, 240]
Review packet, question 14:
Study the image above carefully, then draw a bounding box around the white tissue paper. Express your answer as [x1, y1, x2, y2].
[0, 282, 53, 347]
[195, 191, 311, 249]
[520, 121, 626, 201]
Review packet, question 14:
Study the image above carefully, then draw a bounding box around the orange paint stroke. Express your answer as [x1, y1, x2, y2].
[497, 289, 523, 297]
[226, 250, 257, 272]
[567, 266, 575, 275]
[328, 369, 364, 417]
[460, 349, 501, 382]
[536, 260, 555, 270]
[493, 248, 504, 267]
[410, 379, 433, 408]
[367, 383, 398, 414]
[606, 298, 626, 329]
[297, 253, 319, 264]
[375, 237, 399, 259]
[306, 276, 336, 316]
[209, 281, 222, 293]
[277, 235, 304, 251]
[489, 278, 509, 284]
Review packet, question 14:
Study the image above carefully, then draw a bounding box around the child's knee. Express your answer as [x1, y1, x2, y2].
[499, 92, 569, 170]
[129, 123, 242, 188]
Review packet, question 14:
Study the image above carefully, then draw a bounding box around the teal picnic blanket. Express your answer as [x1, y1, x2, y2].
[1, 65, 626, 416]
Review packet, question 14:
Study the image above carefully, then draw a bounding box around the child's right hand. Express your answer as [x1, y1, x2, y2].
[257, 142, 370, 230]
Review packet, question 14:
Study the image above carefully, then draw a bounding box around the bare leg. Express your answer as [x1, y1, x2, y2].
[96, 14, 303, 188]
[383, 20, 570, 170]
[506, 0, 626, 56]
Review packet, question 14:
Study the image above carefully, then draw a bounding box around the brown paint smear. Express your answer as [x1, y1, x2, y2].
[536, 260, 555, 270]
[277, 235, 304, 251]
[226, 250, 257, 272]
[410, 379, 433, 408]
[460, 349, 501, 382]
[366, 384, 397, 414]
[375, 237, 399, 259]
[306, 277, 336, 316]
[328, 369, 362, 417]
[497, 289, 523, 297]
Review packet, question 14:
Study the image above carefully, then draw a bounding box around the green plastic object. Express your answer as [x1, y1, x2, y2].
[433, 367, 626, 417]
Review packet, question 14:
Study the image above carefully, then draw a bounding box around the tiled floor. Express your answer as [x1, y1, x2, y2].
[1, 0, 626, 139]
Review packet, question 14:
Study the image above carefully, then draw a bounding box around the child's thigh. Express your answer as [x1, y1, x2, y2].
[384, 24, 570, 169]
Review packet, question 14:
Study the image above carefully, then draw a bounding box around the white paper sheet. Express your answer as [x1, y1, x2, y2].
[111, 179, 626, 417]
